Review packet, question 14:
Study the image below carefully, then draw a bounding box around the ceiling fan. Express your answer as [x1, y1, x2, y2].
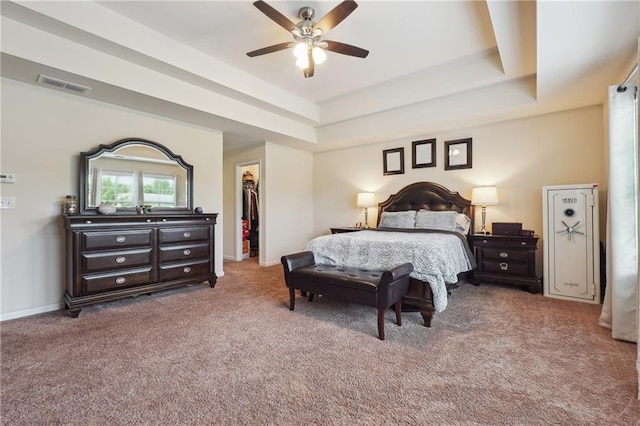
[247, 0, 369, 78]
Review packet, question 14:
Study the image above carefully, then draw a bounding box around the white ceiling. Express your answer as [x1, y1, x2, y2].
[1, 1, 639, 152]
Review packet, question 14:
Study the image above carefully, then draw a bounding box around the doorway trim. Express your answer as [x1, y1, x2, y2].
[235, 160, 262, 262]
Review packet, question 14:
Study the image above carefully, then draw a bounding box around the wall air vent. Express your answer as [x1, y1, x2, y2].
[36, 75, 92, 94]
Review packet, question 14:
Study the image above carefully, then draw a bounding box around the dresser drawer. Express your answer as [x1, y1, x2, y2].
[480, 248, 531, 263]
[82, 248, 153, 273]
[159, 243, 209, 263]
[481, 260, 530, 277]
[83, 268, 153, 294]
[159, 260, 211, 282]
[159, 227, 210, 244]
[83, 229, 153, 251]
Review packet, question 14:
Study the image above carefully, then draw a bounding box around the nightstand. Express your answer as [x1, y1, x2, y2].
[330, 227, 362, 234]
[472, 234, 542, 293]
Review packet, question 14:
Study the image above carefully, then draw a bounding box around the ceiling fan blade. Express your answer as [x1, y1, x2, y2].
[314, 0, 358, 34]
[303, 49, 315, 78]
[247, 42, 293, 57]
[323, 40, 369, 58]
[253, 0, 297, 32]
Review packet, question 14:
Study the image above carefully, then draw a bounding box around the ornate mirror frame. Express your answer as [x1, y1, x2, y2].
[79, 137, 194, 214]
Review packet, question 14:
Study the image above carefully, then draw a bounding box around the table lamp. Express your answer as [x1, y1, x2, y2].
[357, 192, 376, 229]
[471, 186, 498, 235]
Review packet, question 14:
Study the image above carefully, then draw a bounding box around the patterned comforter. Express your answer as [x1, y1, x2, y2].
[303, 229, 475, 312]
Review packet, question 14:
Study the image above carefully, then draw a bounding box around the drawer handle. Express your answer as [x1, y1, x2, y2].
[85, 220, 92, 224]
[500, 262, 509, 271]
[162, 218, 167, 222]
[205, 217, 210, 221]
[115, 277, 126, 284]
[482, 239, 487, 243]
[183, 267, 191, 274]
[183, 249, 191, 256]
[183, 232, 191, 238]
[146, 219, 152, 223]
[115, 256, 126, 264]
[499, 252, 508, 258]
[520, 241, 526, 246]
[115, 236, 126, 243]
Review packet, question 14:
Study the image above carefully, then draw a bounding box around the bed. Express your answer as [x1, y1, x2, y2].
[303, 182, 476, 326]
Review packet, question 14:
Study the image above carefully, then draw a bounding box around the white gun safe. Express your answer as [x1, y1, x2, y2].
[542, 184, 600, 303]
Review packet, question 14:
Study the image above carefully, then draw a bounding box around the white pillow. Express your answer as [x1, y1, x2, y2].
[455, 213, 472, 235]
[415, 211, 458, 231]
[378, 211, 417, 228]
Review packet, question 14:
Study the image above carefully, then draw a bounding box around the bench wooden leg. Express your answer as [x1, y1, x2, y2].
[377, 308, 386, 340]
[420, 308, 433, 327]
[394, 301, 402, 326]
[289, 288, 295, 310]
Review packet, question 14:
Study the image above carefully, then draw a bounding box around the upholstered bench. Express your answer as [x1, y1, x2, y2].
[280, 251, 413, 340]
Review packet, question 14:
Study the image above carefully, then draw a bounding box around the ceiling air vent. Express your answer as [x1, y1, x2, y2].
[37, 75, 92, 94]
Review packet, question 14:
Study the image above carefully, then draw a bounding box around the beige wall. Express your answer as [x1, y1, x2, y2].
[222, 142, 314, 267]
[313, 105, 606, 275]
[0, 78, 224, 320]
[263, 142, 314, 264]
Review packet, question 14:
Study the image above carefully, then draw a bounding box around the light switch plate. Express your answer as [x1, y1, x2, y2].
[0, 197, 16, 209]
[0, 173, 16, 183]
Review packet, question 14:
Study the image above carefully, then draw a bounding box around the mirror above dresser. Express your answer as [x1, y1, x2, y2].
[79, 137, 193, 214]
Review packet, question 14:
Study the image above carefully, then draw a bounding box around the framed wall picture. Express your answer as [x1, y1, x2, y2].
[444, 138, 472, 170]
[383, 147, 405, 175]
[412, 139, 436, 168]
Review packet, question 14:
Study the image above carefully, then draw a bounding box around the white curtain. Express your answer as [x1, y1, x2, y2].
[598, 78, 639, 399]
[599, 84, 638, 342]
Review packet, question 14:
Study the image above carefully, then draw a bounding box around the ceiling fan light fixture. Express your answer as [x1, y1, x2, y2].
[293, 42, 307, 59]
[249, 1, 369, 78]
[296, 55, 309, 69]
[312, 46, 327, 64]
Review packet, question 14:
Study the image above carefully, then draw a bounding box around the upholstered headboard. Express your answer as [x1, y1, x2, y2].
[376, 182, 474, 239]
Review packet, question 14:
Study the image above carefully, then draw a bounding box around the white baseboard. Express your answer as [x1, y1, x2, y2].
[1, 302, 64, 322]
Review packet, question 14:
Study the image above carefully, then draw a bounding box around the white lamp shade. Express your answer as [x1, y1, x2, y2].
[357, 192, 376, 207]
[312, 46, 327, 64]
[471, 186, 498, 206]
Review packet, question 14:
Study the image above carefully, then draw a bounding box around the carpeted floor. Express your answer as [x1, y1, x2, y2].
[1, 257, 638, 425]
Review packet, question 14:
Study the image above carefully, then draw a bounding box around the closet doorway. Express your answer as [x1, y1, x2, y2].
[238, 162, 261, 261]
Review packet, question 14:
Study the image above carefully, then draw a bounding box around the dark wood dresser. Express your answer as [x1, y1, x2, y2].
[472, 234, 542, 293]
[63, 213, 217, 317]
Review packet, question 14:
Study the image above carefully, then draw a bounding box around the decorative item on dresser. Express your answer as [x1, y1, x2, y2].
[63, 137, 218, 317]
[472, 234, 542, 294]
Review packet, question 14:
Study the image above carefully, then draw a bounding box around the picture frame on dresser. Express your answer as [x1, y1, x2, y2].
[412, 139, 436, 169]
[383, 147, 405, 175]
[444, 138, 472, 171]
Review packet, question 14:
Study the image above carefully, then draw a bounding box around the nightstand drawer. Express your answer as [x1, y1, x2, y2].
[474, 238, 536, 249]
[482, 260, 530, 277]
[481, 248, 530, 263]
